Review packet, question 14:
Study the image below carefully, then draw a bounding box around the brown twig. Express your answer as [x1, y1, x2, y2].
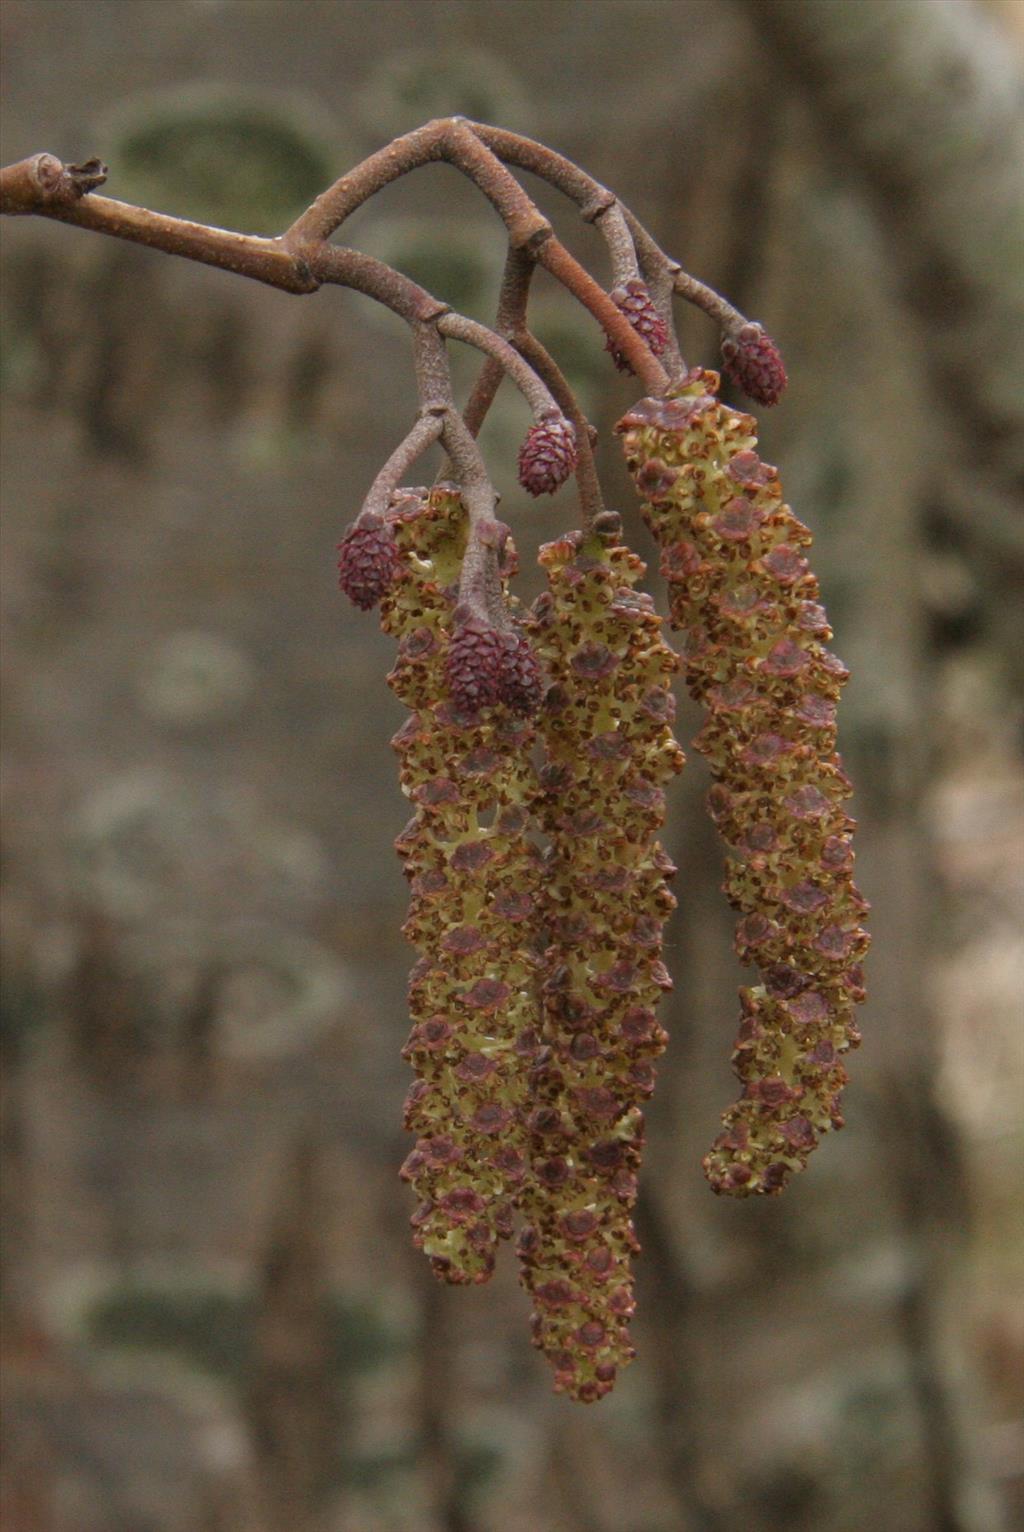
[461, 245, 537, 438]
[0, 151, 107, 212]
[467, 121, 649, 300]
[437, 311, 560, 421]
[2, 122, 759, 397]
[362, 413, 446, 518]
[468, 122, 763, 370]
[5, 182, 320, 293]
[3, 143, 655, 472]
[281, 115, 659, 382]
[4, 122, 745, 558]
[407, 324, 499, 545]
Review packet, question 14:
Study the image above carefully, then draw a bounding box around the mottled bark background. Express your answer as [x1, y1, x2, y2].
[1, 3, 1022, 1530]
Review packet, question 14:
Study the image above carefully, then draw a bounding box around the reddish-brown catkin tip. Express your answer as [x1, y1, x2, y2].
[720, 323, 788, 407]
[446, 616, 506, 712]
[518, 417, 578, 497]
[607, 280, 670, 374]
[337, 512, 400, 609]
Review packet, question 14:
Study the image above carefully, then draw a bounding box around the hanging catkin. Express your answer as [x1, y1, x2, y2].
[383, 486, 542, 1281]
[515, 516, 684, 1399]
[618, 372, 869, 1196]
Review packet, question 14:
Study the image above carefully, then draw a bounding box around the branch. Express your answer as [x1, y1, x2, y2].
[2, 130, 671, 396]
[280, 116, 671, 388]
[406, 322, 499, 539]
[1, 123, 778, 404]
[437, 311, 560, 421]
[469, 122, 768, 373]
[361, 413, 446, 518]
[467, 122, 644, 284]
[0, 151, 107, 211]
[461, 246, 533, 439]
[444, 120, 669, 390]
[1, 154, 319, 294]
[1, 147, 577, 428]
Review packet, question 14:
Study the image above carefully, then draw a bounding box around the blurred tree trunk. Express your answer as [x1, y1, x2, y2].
[736, 0, 1024, 461]
[246, 1139, 341, 1532]
[737, 0, 1024, 683]
[621, 12, 1012, 1528]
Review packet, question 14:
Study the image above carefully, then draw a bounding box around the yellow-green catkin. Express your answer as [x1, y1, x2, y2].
[617, 371, 869, 1198]
[515, 523, 684, 1400]
[384, 486, 541, 1282]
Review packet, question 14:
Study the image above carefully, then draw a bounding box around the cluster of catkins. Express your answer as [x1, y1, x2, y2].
[335, 292, 866, 1400]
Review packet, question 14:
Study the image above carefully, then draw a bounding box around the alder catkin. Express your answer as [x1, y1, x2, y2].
[617, 371, 868, 1197]
[383, 486, 541, 1281]
[515, 523, 684, 1400]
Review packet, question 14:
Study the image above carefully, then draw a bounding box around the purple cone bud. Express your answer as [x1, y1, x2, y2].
[518, 416, 578, 497]
[606, 280, 670, 374]
[720, 323, 788, 407]
[446, 617, 505, 711]
[337, 512, 400, 609]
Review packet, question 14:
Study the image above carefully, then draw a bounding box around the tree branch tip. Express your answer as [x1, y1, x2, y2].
[1, 151, 107, 214]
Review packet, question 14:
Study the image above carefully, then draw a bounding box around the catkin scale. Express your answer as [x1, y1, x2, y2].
[617, 371, 868, 1197]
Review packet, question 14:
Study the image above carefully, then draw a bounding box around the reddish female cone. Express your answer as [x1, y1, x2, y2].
[720, 322, 788, 407]
[446, 613, 506, 712]
[606, 280, 670, 374]
[337, 510, 400, 609]
[518, 416, 578, 497]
